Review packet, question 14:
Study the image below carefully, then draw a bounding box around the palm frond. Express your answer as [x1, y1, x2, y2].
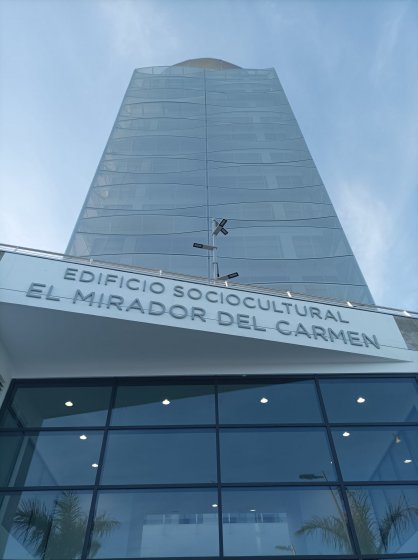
[12, 499, 53, 556]
[12, 492, 119, 560]
[296, 514, 351, 553]
[378, 496, 418, 552]
[347, 490, 379, 554]
[88, 513, 120, 558]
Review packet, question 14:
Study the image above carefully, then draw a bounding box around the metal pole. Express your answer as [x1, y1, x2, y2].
[211, 218, 219, 279]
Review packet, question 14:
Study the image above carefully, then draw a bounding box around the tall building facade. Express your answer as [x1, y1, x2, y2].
[1, 59, 417, 560]
[67, 58, 373, 304]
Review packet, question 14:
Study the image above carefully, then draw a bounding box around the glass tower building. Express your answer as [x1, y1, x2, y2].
[67, 58, 373, 304]
[2, 58, 416, 560]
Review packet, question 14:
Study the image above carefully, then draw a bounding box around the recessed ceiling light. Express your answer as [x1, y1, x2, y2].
[91, 463, 99, 468]
[162, 399, 170, 406]
[395, 436, 401, 444]
[212, 503, 218, 508]
[250, 509, 256, 512]
[404, 459, 412, 464]
[356, 397, 366, 404]
[343, 431, 350, 437]
[65, 401, 74, 407]
[79, 434, 87, 440]
[260, 397, 268, 404]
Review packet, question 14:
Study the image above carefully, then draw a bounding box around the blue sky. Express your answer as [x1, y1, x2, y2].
[1, 0, 417, 310]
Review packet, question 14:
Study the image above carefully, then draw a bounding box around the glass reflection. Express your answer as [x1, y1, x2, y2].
[347, 486, 418, 554]
[320, 378, 418, 423]
[222, 487, 352, 556]
[0, 491, 94, 559]
[0, 432, 103, 487]
[220, 428, 336, 482]
[65, 63, 374, 304]
[89, 489, 219, 558]
[332, 427, 418, 481]
[101, 429, 217, 484]
[0, 385, 111, 428]
[218, 381, 322, 424]
[111, 384, 215, 425]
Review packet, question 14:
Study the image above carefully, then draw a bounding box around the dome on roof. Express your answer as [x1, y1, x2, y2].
[173, 58, 241, 70]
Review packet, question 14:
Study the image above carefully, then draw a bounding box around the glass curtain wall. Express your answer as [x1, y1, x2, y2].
[1, 375, 418, 559]
[66, 59, 373, 303]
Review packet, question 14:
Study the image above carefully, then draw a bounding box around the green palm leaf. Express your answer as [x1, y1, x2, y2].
[296, 514, 351, 553]
[12, 491, 119, 559]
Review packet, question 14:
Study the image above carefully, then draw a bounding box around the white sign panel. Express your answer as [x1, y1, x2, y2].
[0, 252, 410, 361]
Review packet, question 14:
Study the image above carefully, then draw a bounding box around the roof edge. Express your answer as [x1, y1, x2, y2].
[173, 58, 241, 70]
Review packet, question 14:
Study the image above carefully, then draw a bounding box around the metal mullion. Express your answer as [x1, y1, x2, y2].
[0, 428, 25, 435]
[362, 556, 418, 559]
[316, 373, 417, 379]
[0, 380, 22, 428]
[2, 480, 367, 491]
[112, 375, 214, 386]
[88, 482, 218, 490]
[315, 376, 363, 560]
[8, 373, 416, 390]
[8, 378, 113, 388]
[0, 426, 106, 434]
[215, 374, 313, 384]
[0, 484, 94, 493]
[80, 380, 117, 560]
[343, 480, 418, 487]
[81, 557, 227, 560]
[362, 554, 418, 559]
[214, 378, 224, 557]
[219, 481, 343, 488]
[329, 422, 418, 428]
[86, 556, 357, 560]
[106, 423, 214, 431]
[218, 422, 325, 429]
[0, 483, 219, 493]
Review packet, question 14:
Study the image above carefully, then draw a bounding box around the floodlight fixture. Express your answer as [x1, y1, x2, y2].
[193, 243, 217, 251]
[217, 272, 239, 281]
[213, 218, 229, 236]
[192, 218, 239, 280]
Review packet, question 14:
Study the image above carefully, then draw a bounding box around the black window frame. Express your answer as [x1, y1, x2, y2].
[0, 372, 417, 560]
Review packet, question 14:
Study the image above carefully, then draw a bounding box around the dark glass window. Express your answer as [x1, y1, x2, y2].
[332, 427, 418, 481]
[220, 428, 336, 482]
[218, 380, 322, 424]
[347, 486, 418, 554]
[0, 433, 23, 487]
[222, 487, 353, 556]
[0, 432, 103, 487]
[89, 489, 219, 558]
[0, 385, 112, 428]
[320, 378, 418, 423]
[1, 375, 418, 559]
[101, 429, 217, 485]
[111, 384, 215, 425]
[0, 490, 92, 559]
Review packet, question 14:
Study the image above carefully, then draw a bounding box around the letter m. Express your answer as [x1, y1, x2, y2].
[73, 289, 95, 305]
